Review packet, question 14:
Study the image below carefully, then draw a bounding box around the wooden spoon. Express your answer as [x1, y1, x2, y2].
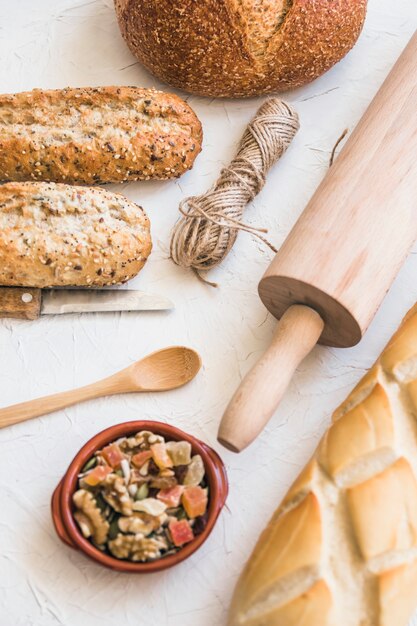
[0, 347, 201, 429]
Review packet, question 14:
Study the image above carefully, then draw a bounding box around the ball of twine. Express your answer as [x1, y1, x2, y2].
[170, 98, 299, 286]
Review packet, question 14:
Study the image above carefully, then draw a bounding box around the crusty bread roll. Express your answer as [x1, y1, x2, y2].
[228, 304, 417, 626]
[0, 87, 202, 184]
[114, 0, 367, 98]
[0, 182, 151, 288]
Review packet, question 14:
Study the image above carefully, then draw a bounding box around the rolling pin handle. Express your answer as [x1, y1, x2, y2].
[0, 287, 42, 320]
[217, 305, 324, 453]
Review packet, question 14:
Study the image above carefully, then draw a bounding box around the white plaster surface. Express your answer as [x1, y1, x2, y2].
[0, 1, 417, 624]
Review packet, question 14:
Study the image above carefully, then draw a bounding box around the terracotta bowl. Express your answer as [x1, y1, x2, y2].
[51, 420, 228, 573]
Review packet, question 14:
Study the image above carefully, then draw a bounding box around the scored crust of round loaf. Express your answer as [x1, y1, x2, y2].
[0, 182, 152, 288]
[114, 0, 367, 98]
[0, 86, 202, 184]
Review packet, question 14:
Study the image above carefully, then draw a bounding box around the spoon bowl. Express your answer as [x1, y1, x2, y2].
[126, 346, 202, 391]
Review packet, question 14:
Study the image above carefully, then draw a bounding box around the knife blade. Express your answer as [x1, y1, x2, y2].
[0, 287, 173, 320]
[42, 289, 173, 315]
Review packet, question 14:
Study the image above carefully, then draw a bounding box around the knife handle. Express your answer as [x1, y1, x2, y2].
[0, 288, 42, 320]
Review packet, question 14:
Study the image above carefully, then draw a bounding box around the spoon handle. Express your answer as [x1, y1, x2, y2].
[0, 373, 131, 429]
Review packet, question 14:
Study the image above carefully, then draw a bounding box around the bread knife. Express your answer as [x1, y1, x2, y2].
[0, 287, 173, 320]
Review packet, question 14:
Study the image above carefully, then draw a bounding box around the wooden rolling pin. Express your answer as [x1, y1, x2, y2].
[218, 31, 417, 453]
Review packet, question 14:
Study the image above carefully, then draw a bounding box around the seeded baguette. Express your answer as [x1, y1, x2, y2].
[228, 304, 417, 626]
[0, 86, 202, 185]
[0, 182, 152, 288]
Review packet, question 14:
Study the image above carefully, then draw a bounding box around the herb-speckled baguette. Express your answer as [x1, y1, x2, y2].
[0, 87, 202, 185]
[228, 304, 417, 626]
[0, 182, 152, 288]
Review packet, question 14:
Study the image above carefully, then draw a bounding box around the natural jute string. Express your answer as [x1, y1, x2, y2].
[330, 128, 348, 166]
[170, 98, 300, 286]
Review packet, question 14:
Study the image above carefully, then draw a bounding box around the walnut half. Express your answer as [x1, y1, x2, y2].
[108, 533, 168, 561]
[73, 489, 109, 545]
[102, 474, 133, 516]
[118, 512, 161, 536]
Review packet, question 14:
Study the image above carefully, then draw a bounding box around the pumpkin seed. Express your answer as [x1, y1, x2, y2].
[174, 507, 187, 521]
[109, 517, 120, 540]
[95, 493, 107, 513]
[81, 456, 97, 472]
[135, 483, 149, 500]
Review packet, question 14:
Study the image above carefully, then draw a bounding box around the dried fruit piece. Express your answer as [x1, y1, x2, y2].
[133, 497, 167, 516]
[83, 465, 112, 487]
[182, 486, 208, 518]
[174, 464, 189, 484]
[147, 458, 160, 475]
[132, 450, 152, 468]
[101, 443, 124, 469]
[139, 461, 150, 476]
[169, 519, 194, 547]
[150, 475, 177, 490]
[166, 441, 192, 466]
[183, 455, 205, 486]
[157, 485, 184, 508]
[151, 443, 173, 469]
[193, 513, 208, 535]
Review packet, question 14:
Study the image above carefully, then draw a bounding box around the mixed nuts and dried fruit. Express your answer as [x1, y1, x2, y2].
[72, 431, 209, 562]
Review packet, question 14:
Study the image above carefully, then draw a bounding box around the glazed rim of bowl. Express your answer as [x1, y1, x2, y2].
[56, 420, 228, 573]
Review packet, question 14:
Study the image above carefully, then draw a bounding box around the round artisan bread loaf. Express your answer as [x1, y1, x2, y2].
[114, 0, 367, 98]
[0, 182, 152, 288]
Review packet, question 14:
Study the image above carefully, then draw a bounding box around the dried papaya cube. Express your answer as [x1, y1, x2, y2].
[101, 443, 124, 469]
[151, 443, 173, 469]
[132, 450, 152, 468]
[182, 486, 208, 518]
[83, 465, 112, 487]
[169, 519, 194, 547]
[157, 485, 184, 508]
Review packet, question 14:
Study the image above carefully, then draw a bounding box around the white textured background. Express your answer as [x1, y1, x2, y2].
[0, 1, 417, 625]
